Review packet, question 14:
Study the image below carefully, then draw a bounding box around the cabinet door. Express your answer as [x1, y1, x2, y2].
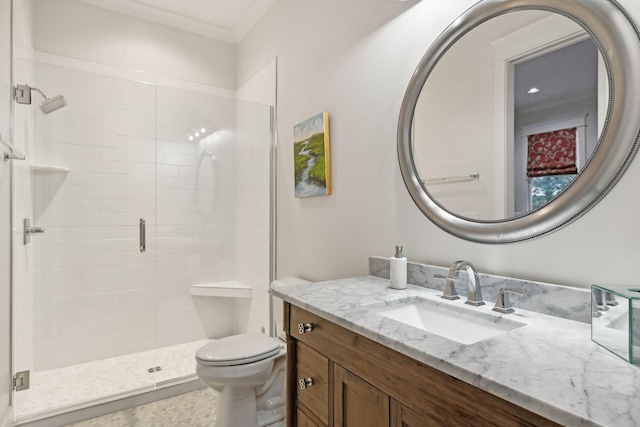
[297, 408, 323, 427]
[334, 364, 390, 427]
[392, 401, 439, 427]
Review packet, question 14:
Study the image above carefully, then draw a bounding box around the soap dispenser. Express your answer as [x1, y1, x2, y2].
[389, 245, 407, 290]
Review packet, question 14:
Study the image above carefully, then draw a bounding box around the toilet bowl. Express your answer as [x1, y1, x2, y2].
[196, 332, 286, 427]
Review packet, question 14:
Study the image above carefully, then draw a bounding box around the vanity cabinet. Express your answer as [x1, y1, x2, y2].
[285, 302, 561, 427]
[334, 364, 389, 427]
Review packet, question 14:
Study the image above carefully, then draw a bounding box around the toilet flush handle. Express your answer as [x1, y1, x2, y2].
[297, 323, 313, 334]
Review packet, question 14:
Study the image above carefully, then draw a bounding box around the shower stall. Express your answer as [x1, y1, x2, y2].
[9, 2, 276, 422]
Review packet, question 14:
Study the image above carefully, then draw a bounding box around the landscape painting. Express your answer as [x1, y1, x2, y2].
[293, 112, 331, 198]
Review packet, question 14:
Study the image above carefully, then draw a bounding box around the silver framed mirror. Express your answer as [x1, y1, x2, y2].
[398, 0, 640, 243]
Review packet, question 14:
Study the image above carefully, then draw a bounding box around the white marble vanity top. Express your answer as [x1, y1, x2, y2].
[271, 276, 640, 427]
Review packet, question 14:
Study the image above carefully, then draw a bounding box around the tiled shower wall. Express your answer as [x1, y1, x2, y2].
[155, 87, 237, 348]
[25, 61, 248, 370]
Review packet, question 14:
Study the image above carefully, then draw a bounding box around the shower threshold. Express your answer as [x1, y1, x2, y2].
[14, 339, 212, 424]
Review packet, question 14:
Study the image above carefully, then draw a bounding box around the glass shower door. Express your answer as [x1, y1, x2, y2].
[12, 60, 159, 420]
[152, 87, 237, 385]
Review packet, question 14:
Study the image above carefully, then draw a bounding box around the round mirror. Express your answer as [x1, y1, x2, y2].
[398, 0, 640, 243]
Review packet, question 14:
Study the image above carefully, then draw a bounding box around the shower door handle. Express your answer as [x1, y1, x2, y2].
[139, 218, 146, 253]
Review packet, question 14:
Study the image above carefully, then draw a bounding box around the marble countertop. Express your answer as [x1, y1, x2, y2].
[271, 276, 640, 427]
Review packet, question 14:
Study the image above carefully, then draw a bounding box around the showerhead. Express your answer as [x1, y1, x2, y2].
[14, 84, 67, 115]
[39, 94, 67, 115]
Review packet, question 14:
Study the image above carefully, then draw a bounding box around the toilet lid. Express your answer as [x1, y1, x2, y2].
[196, 332, 281, 367]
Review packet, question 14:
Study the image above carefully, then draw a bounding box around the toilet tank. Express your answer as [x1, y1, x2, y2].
[270, 277, 311, 340]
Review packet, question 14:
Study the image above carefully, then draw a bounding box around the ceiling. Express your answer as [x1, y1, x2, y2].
[514, 38, 599, 113]
[76, 0, 275, 44]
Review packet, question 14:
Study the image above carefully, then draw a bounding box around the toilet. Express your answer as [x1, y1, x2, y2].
[196, 332, 286, 427]
[195, 277, 310, 427]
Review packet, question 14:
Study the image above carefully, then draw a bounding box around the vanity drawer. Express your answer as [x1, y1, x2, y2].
[289, 304, 341, 353]
[296, 341, 329, 425]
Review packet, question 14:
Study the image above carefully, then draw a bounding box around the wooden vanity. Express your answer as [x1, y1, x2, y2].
[284, 302, 560, 427]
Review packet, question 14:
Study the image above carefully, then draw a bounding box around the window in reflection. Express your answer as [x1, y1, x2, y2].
[530, 175, 575, 210]
[513, 38, 599, 216]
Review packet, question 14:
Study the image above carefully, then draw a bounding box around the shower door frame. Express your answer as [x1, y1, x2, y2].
[1, 0, 14, 424]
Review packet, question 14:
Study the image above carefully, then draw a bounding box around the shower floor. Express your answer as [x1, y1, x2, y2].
[16, 339, 212, 421]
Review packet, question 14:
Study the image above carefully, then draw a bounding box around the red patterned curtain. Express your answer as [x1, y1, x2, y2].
[526, 128, 577, 177]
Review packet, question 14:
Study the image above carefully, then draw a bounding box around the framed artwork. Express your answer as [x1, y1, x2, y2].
[293, 112, 331, 198]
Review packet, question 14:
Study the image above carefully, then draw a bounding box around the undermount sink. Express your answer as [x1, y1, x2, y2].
[371, 297, 525, 345]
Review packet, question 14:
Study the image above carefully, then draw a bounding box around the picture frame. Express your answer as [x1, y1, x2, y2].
[293, 112, 331, 198]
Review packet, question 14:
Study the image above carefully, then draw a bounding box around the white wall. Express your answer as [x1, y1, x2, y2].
[31, 0, 236, 89]
[237, 0, 640, 290]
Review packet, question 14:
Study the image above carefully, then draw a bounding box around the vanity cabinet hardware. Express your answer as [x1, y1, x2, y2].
[298, 323, 314, 334]
[492, 288, 524, 314]
[299, 377, 314, 390]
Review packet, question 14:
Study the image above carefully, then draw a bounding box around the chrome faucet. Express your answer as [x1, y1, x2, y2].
[492, 288, 524, 314]
[434, 260, 484, 306]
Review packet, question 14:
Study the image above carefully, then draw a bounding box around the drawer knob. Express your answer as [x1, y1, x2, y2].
[297, 323, 313, 334]
[299, 377, 314, 390]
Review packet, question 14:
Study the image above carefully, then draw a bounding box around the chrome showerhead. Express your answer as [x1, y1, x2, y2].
[39, 94, 67, 114]
[14, 84, 67, 115]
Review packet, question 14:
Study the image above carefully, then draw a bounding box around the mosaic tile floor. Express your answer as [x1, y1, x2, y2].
[18, 339, 212, 418]
[65, 388, 286, 427]
[66, 388, 218, 427]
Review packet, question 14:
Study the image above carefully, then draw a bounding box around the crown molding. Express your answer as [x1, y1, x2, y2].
[233, 0, 275, 42]
[76, 0, 237, 43]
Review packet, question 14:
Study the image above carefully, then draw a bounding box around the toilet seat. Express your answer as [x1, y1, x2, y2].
[196, 332, 282, 367]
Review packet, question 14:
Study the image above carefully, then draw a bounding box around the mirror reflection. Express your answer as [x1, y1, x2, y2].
[413, 11, 604, 220]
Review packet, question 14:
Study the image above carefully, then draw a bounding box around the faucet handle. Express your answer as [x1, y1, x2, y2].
[433, 274, 460, 300]
[592, 292, 603, 318]
[492, 288, 524, 314]
[604, 291, 618, 306]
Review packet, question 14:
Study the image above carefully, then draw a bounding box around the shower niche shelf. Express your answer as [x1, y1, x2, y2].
[30, 164, 69, 173]
[190, 281, 252, 298]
